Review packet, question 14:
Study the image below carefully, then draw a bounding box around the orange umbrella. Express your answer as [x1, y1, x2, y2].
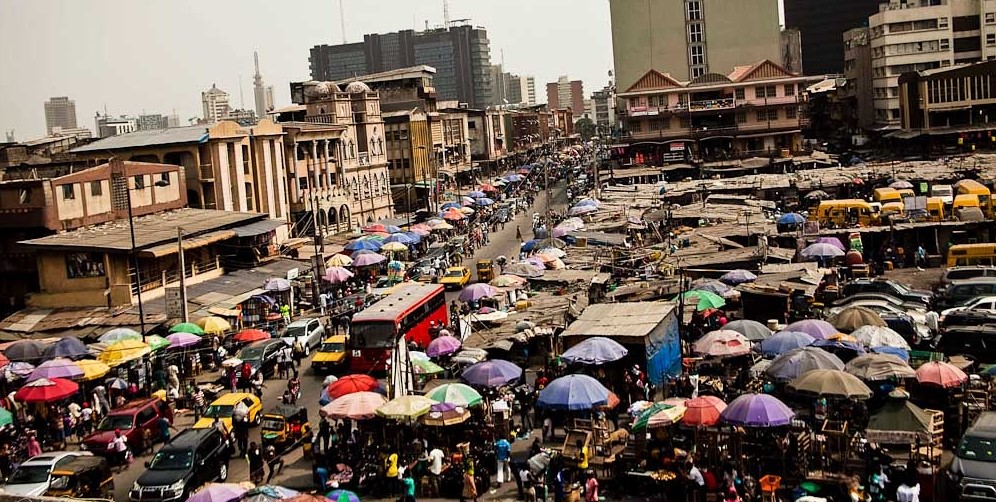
[233, 329, 270, 343]
[683, 395, 727, 426]
[327, 374, 380, 399]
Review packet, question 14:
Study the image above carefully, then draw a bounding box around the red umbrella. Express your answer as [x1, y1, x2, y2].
[915, 361, 968, 389]
[0, 353, 9, 369]
[14, 377, 79, 403]
[327, 374, 380, 399]
[233, 329, 270, 343]
[362, 223, 387, 233]
[682, 395, 727, 426]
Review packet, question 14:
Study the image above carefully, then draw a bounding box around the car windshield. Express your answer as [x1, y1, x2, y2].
[445, 270, 464, 277]
[96, 415, 134, 431]
[238, 347, 264, 360]
[203, 404, 234, 418]
[284, 325, 307, 338]
[261, 418, 285, 430]
[889, 282, 911, 295]
[958, 436, 996, 462]
[7, 465, 51, 484]
[148, 450, 193, 470]
[320, 342, 345, 352]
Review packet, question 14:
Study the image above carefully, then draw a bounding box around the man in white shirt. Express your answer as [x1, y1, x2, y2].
[427, 447, 445, 497]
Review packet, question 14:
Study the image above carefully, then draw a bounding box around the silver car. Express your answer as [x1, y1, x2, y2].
[0, 451, 92, 496]
[280, 317, 325, 355]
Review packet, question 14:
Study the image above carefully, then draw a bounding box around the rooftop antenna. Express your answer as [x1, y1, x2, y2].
[443, 0, 450, 30]
[339, 0, 347, 44]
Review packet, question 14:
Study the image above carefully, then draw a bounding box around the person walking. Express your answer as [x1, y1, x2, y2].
[247, 441, 264, 485]
[263, 443, 284, 483]
[233, 415, 249, 457]
[584, 471, 599, 502]
[110, 429, 129, 470]
[495, 436, 511, 484]
[191, 387, 205, 421]
[317, 417, 332, 454]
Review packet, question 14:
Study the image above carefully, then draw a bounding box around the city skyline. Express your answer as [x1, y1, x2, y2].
[0, 0, 616, 139]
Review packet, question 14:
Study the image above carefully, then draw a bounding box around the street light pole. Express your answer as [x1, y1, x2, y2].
[124, 177, 146, 341]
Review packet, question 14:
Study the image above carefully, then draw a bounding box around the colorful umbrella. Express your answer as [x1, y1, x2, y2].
[719, 269, 757, 285]
[381, 242, 409, 253]
[801, 243, 845, 259]
[327, 254, 354, 267]
[677, 290, 726, 311]
[74, 359, 111, 381]
[352, 252, 387, 267]
[320, 391, 387, 420]
[243, 486, 300, 502]
[683, 396, 727, 426]
[915, 361, 968, 389]
[788, 369, 873, 399]
[166, 332, 202, 349]
[0, 408, 12, 427]
[689, 279, 730, 296]
[43, 337, 89, 360]
[145, 335, 170, 352]
[14, 377, 79, 403]
[785, 319, 838, 340]
[461, 360, 523, 388]
[815, 237, 846, 251]
[426, 336, 462, 357]
[0, 353, 9, 370]
[561, 337, 628, 365]
[233, 328, 271, 343]
[757, 331, 816, 357]
[426, 383, 483, 407]
[777, 213, 805, 225]
[537, 374, 611, 411]
[765, 347, 844, 381]
[27, 358, 83, 382]
[169, 322, 205, 335]
[98, 339, 151, 366]
[187, 483, 248, 502]
[431, 221, 454, 231]
[106, 377, 129, 390]
[327, 374, 380, 399]
[376, 395, 437, 420]
[4, 361, 34, 380]
[441, 208, 466, 221]
[323, 266, 355, 283]
[692, 330, 751, 358]
[412, 358, 444, 375]
[458, 283, 499, 302]
[421, 402, 471, 426]
[344, 239, 382, 252]
[197, 316, 232, 335]
[720, 393, 795, 427]
[724, 319, 772, 342]
[98, 328, 142, 344]
[633, 402, 687, 430]
[326, 490, 361, 502]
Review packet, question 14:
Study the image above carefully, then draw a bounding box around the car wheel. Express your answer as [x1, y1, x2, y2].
[252, 412, 261, 426]
[218, 462, 228, 481]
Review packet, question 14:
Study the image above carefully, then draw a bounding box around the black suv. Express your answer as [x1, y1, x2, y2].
[129, 428, 229, 501]
[235, 339, 285, 379]
[842, 279, 933, 307]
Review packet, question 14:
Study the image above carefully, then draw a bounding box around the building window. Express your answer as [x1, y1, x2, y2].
[988, 33, 996, 46]
[689, 45, 705, 66]
[679, 116, 691, 129]
[786, 107, 797, 119]
[986, 12, 995, 24]
[737, 112, 746, 123]
[756, 110, 767, 122]
[18, 188, 30, 204]
[939, 17, 948, 28]
[688, 23, 703, 43]
[90, 181, 102, 197]
[685, 0, 701, 21]
[767, 109, 779, 121]
[133, 175, 144, 189]
[66, 252, 106, 279]
[630, 121, 641, 133]
[62, 184, 75, 200]
[650, 118, 669, 131]
[755, 86, 767, 99]
[940, 38, 950, 50]
[691, 66, 706, 78]
[785, 84, 795, 96]
[735, 88, 745, 100]
[159, 173, 170, 185]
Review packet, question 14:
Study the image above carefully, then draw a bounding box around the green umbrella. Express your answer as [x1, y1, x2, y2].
[0, 407, 12, 427]
[145, 335, 170, 351]
[677, 290, 726, 311]
[632, 402, 682, 431]
[169, 322, 205, 335]
[426, 383, 483, 407]
[413, 359, 444, 375]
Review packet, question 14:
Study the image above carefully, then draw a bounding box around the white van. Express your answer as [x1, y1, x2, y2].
[931, 184, 954, 205]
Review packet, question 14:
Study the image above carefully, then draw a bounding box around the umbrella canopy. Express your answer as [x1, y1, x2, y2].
[537, 374, 611, 411]
[98, 328, 142, 344]
[426, 336, 462, 357]
[805, 190, 830, 200]
[362, 223, 390, 233]
[412, 358, 444, 375]
[785, 319, 838, 340]
[0, 353, 10, 370]
[801, 243, 845, 259]
[169, 322, 205, 335]
[263, 278, 292, 292]
[632, 402, 687, 430]
[721, 393, 795, 427]
[380, 242, 408, 253]
[327, 374, 380, 399]
[871, 346, 910, 361]
[421, 402, 471, 426]
[724, 319, 772, 342]
[242, 486, 300, 502]
[441, 208, 466, 220]
[758, 331, 816, 357]
[323, 266, 355, 283]
[521, 239, 542, 252]
[720, 269, 757, 285]
[344, 239, 382, 252]
[810, 339, 866, 361]
[43, 337, 89, 360]
[14, 377, 79, 403]
[829, 306, 886, 332]
[431, 221, 454, 231]
[852, 325, 910, 350]
[866, 397, 934, 443]
[27, 358, 84, 382]
[683, 396, 727, 426]
[106, 377, 129, 390]
[766, 347, 845, 381]
[491, 274, 527, 288]
[915, 361, 968, 388]
[75, 359, 111, 381]
[326, 490, 361, 502]
[187, 483, 248, 502]
[321, 391, 387, 420]
[814, 237, 846, 251]
[677, 290, 726, 311]
[689, 280, 731, 296]
[327, 254, 354, 267]
[384, 233, 416, 245]
[890, 180, 914, 189]
[0, 408, 12, 427]
[461, 360, 523, 388]
[353, 253, 387, 267]
[4, 339, 48, 363]
[458, 283, 499, 302]
[98, 339, 151, 366]
[777, 213, 805, 225]
[440, 202, 461, 210]
[467, 190, 486, 198]
[845, 353, 916, 381]
[145, 335, 169, 352]
[504, 262, 544, 277]
[788, 369, 873, 399]
[377, 395, 437, 420]
[426, 383, 483, 407]
[196, 316, 232, 335]
[561, 337, 629, 365]
[692, 330, 751, 358]
[166, 332, 202, 349]
[476, 197, 496, 206]
[4, 361, 34, 380]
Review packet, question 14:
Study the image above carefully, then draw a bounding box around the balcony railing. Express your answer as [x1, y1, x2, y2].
[692, 126, 739, 138]
[743, 95, 799, 106]
[688, 98, 736, 112]
[627, 106, 669, 116]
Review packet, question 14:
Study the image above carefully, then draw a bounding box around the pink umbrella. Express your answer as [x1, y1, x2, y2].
[324, 266, 355, 283]
[166, 332, 202, 349]
[915, 361, 968, 388]
[320, 391, 387, 420]
[553, 227, 571, 238]
[353, 252, 387, 267]
[427, 336, 462, 357]
[524, 257, 545, 269]
[458, 283, 499, 302]
[692, 330, 751, 358]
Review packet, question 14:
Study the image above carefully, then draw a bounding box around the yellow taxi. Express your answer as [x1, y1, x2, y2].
[193, 392, 262, 432]
[311, 335, 349, 373]
[439, 266, 471, 290]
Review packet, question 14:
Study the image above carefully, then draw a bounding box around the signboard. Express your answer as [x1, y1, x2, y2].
[849, 232, 864, 253]
[669, 142, 685, 152]
[802, 220, 820, 236]
[286, 268, 299, 280]
[164, 288, 183, 319]
[904, 196, 927, 211]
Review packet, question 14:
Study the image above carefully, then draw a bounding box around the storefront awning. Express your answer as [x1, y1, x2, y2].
[140, 230, 236, 258]
[233, 219, 286, 238]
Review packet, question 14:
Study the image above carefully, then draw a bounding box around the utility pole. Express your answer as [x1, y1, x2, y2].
[177, 227, 188, 323]
[312, 195, 323, 305]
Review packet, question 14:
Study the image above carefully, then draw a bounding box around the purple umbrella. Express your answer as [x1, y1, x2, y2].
[263, 277, 292, 292]
[43, 337, 89, 360]
[426, 336, 462, 357]
[524, 257, 546, 269]
[462, 360, 523, 388]
[552, 227, 571, 238]
[323, 266, 355, 283]
[166, 332, 202, 348]
[187, 483, 248, 502]
[785, 319, 838, 340]
[561, 337, 629, 365]
[4, 361, 34, 379]
[537, 374, 611, 411]
[757, 331, 816, 357]
[765, 346, 844, 381]
[458, 283, 499, 302]
[353, 252, 387, 267]
[801, 243, 845, 260]
[27, 358, 83, 382]
[720, 393, 795, 427]
[814, 237, 846, 251]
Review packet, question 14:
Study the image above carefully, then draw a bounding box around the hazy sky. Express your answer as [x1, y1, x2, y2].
[0, 0, 618, 139]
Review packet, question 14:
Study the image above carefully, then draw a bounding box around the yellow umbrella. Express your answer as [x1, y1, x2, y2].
[376, 395, 437, 420]
[431, 221, 454, 230]
[75, 359, 111, 381]
[327, 253, 353, 267]
[196, 316, 232, 335]
[381, 242, 408, 253]
[98, 339, 151, 366]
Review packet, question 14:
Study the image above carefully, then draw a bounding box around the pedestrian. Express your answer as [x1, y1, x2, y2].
[292, 339, 305, 368]
[461, 467, 478, 502]
[516, 226, 522, 241]
[247, 441, 264, 485]
[263, 443, 284, 483]
[401, 467, 417, 502]
[318, 417, 332, 453]
[287, 374, 301, 406]
[584, 470, 598, 502]
[158, 415, 175, 445]
[251, 369, 265, 398]
[275, 345, 287, 379]
[192, 387, 205, 421]
[495, 436, 511, 484]
[26, 433, 41, 458]
[233, 415, 249, 456]
[279, 303, 291, 323]
[239, 361, 253, 392]
[80, 402, 93, 436]
[110, 429, 129, 470]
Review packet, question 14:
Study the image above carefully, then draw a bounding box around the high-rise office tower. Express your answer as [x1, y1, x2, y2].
[783, 0, 882, 75]
[546, 76, 585, 113]
[201, 84, 230, 123]
[44, 96, 79, 135]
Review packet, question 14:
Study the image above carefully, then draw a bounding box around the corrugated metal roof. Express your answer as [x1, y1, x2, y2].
[232, 219, 286, 238]
[71, 126, 209, 153]
[560, 302, 676, 339]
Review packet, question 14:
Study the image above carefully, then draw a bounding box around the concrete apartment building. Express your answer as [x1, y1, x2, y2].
[609, 0, 782, 90]
[509, 75, 537, 105]
[546, 76, 585, 114]
[44, 96, 79, 135]
[844, 27, 877, 130]
[94, 113, 138, 138]
[784, 0, 883, 74]
[308, 24, 495, 108]
[591, 86, 618, 130]
[202, 84, 231, 123]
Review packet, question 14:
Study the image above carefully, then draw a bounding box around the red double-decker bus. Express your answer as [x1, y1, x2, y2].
[348, 282, 448, 372]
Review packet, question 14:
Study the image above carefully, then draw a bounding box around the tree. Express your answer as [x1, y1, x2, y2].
[574, 118, 596, 140]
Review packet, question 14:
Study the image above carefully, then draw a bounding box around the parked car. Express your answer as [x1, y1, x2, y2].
[937, 278, 996, 310]
[939, 266, 996, 291]
[829, 299, 936, 336]
[950, 411, 996, 500]
[940, 295, 996, 318]
[234, 339, 285, 379]
[81, 398, 173, 456]
[881, 312, 931, 345]
[0, 451, 92, 496]
[439, 266, 471, 290]
[192, 392, 262, 432]
[129, 428, 230, 502]
[279, 318, 325, 354]
[934, 326, 996, 363]
[941, 309, 996, 331]
[842, 279, 933, 307]
[831, 292, 929, 311]
[311, 335, 349, 373]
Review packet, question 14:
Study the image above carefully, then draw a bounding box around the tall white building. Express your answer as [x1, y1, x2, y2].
[866, 0, 996, 128]
[253, 52, 275, 119]
[201, 84, 231, 123]
[94, 113, 138, 138]
[509, 75, 537, 105]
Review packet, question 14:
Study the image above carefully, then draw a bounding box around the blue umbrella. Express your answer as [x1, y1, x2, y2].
[521, 239, 542, 252]
[561, 337, 628, 365]
[574, 199, 599, 207]
[384, 233, 415, 245]
[689, 279, 730, 296]
[468, 190, 486, 198]
[871, 346, 909, 361]
[43, 337, 89, 360]
[811, 339, 866, 360]
[475, 197, 495, 206]
[344, 239, 382, 251]
[777, 213, 805, 225]
[403, 231, 422, 244]
[462, 360, 523, 388]
[384, 225, 402, 233]
[537, 374, 611, 411]
[503, 174, 523, 182]
[440, 202, 462, 210]
[758, 331, 816, 357]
